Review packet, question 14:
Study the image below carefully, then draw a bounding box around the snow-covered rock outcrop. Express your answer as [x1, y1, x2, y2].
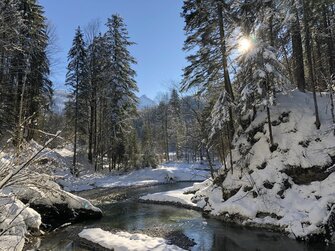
[193, 91, 335, 241]
[146, 91, 335, 242]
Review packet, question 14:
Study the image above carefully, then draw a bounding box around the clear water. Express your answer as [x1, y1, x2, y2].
[37, 183, 333, 251]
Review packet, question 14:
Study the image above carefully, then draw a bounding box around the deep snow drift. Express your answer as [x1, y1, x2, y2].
[142, 90, 335, 242]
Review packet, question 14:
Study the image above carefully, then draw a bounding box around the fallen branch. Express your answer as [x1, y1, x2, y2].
[0, 131, 62, 190]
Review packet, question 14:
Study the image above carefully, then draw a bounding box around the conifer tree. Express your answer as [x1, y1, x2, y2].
[168, 89, 182, 159]
[65, 27, 87, 175]
[13, 0, 51, 146]
[104, 14, 138, 170]
[235, 0, 289, 149]
[182, 0, 236, 172]
[0, 0, 23, 136]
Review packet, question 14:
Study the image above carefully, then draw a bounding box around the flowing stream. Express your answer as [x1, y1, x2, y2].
[37, 182, 333, 251]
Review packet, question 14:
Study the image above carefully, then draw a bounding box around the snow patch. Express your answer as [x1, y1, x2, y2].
[78, 228, 185, 251]
[140, 187, 198, 208]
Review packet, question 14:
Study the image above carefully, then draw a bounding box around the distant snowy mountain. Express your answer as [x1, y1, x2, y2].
[137, 95, 156, 110]
[52, 92, 155, 113]
[53, 89, 69, 114]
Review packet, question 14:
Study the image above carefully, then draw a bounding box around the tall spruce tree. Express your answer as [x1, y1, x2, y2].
[86, 34, 108, 164]
[65, 26, 87, 175]
[235, 0, 290, 149]
[104, 15, 138, 170]
[0, 0, 23, 136]
[168, 89, 183, 159]
[0, 0, 52, 145]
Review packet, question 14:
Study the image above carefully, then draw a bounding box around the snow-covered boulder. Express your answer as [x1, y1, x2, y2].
[187, 90, 335, 242]
[3, 179, 102, 229]
[0, 141, 102, 230]
[0, 194, 41, 251]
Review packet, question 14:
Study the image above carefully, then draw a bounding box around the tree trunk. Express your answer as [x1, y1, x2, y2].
[226, 124, 233, 174]
[268, 10, 276, 98]
[216, 1, 235, 137]
[205, 147, 215, 179]
[221, 132, 227, 170]
[16, 68, 27, 151]
[88, 89, 94, 163]
[219, 132, 225, 164]
[315, 35, 326, 90]
[266, 105, 274, 147]
[323, 4, 335, 76]
[164, 106, 169, 161]
[93, 91, 98, 171]
[73, 83, 79, 176]
[303, 0, 321, 129]
[330, 83, 335, 135]
[291, 3, 306, 92]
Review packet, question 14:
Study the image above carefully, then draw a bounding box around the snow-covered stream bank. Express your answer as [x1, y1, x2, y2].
[142, 91, 335, 245]
[57, 160, 211, 192]
[36, 183, 333, 251]
[0, 139, 211, 250]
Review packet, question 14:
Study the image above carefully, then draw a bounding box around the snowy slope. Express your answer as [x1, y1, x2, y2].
[142, 90, 335, 242]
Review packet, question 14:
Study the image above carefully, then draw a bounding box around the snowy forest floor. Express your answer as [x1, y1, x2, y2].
[55, 147, 211, 192]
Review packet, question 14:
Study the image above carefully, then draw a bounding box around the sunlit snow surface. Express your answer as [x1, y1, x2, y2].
[58, 161, 211, 192]
[79, 228, 185, 251]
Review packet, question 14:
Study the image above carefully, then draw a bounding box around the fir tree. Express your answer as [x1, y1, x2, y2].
[0, 0, 23, 136]
[104, 14, 138, 170]
[168, 89, 182, 159]
[65, 26, 87, 175]
[0, 0, 52, 145]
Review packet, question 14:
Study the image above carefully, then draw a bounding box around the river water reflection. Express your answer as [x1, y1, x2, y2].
[38, 182, 333, 251]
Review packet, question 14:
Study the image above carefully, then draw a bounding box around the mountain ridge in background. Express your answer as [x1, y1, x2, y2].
[137, 94, 156, 110]
[53, 90, 156, 113]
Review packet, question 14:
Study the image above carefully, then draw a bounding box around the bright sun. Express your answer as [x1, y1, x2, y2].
[238, 37, 253, 53]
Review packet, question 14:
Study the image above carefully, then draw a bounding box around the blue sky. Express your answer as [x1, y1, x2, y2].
[40, 0, 187, 100]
